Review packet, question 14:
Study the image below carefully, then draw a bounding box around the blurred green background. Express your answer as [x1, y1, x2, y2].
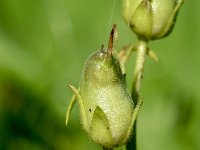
[0, 0, 199, 150]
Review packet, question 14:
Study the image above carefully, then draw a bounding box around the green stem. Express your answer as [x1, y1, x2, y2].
[126, 39, 148, 150]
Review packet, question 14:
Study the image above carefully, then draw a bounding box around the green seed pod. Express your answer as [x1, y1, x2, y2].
[122, 0, 184, 40]
[66, 25, 142, 148]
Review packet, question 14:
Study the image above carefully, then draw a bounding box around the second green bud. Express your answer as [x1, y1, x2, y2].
[123, 0, 184, 40]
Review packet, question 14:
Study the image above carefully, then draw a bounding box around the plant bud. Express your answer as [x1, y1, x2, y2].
[66, 25, 142, 148]
[80, 47, 134, 148]
[123, 0, 184, 40]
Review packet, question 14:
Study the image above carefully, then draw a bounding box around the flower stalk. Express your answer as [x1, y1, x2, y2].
[126, 39, 148, 150]
[132, 39, 148, 101]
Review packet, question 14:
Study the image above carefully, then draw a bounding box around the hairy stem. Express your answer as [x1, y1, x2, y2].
[132, 39, 147, 100]
[126, 39, 148, 150]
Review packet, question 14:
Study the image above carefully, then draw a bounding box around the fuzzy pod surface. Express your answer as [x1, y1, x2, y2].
[80, 49, 135, 148]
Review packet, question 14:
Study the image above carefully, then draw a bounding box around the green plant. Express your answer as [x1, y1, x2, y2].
[66, 25, 142, 149]
[66, 0, 185, 150]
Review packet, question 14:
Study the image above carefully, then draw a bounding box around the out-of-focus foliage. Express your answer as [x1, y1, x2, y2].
[0, 0, 199, 150]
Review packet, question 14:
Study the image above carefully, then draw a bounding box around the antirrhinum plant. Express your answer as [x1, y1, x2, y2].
[66, 0, 184, 150]
[66, 25, 142, 149]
